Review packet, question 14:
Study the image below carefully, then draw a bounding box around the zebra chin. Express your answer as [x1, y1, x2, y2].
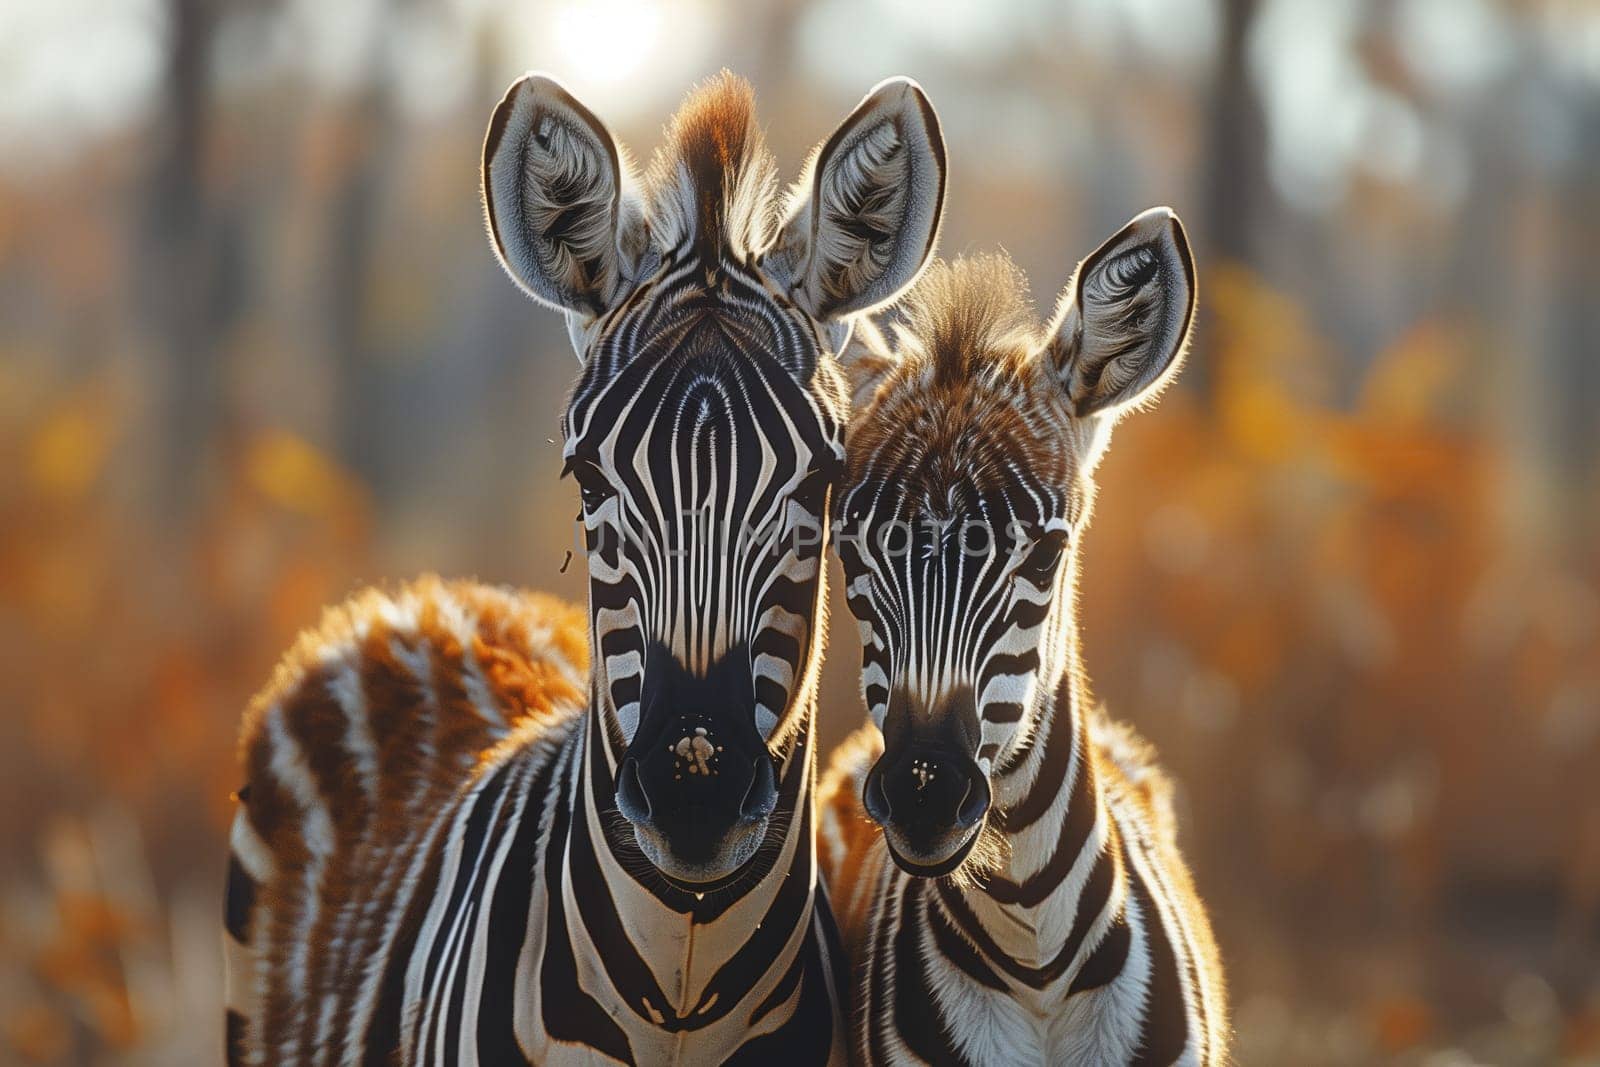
[615, 751, 777, 883]
[624, 811, 771, 885]
[880, 824, 985, 879]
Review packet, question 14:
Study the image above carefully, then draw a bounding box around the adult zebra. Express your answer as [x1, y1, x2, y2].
[223, 72, 947, 1065]
[819, 213, 1228, 1065]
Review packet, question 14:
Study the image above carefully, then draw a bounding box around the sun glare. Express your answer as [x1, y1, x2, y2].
[551, 0, 666, 87]
[509, 0, 712, 120]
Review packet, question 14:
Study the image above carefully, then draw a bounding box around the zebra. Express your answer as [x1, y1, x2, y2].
[223, 71, 947, 1065]
[817, 210, 1229, 1065]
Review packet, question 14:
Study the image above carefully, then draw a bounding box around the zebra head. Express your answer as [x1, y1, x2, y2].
[836, 210, 1196, 877]
[483, 73, 946, 883]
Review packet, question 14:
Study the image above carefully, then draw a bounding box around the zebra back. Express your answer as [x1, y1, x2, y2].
[223, 577, 587, 1065]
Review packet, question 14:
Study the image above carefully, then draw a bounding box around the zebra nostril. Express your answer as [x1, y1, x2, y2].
[956, 772, 990, 828]
[740, 756, 777, 821]
[616, 757, 652, 823]
[862, 765, 892, 824]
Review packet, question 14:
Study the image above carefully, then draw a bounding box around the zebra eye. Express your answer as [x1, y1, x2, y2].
[563, 457, 616, 513]
[1012, 531, 1066, 589]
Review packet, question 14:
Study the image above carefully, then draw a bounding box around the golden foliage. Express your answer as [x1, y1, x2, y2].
[243, 430, 369, 529]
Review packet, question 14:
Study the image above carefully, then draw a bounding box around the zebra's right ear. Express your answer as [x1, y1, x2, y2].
[482, 74, 644, 326]
[1046, 207, 1196, 419]
[768, 77, 947, 322]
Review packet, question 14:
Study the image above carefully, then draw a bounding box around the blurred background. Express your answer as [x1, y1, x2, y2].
[1, 0, 1598, 1063]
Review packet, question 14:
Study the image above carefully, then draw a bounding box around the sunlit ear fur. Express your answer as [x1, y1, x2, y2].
[837, 315, 904, 414]
[1047, 206, 1197, 418]
[482, 73, 645, 326]
[766, 77, 947, 321]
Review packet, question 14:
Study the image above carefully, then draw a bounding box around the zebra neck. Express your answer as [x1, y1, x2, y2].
[990, 631, 1087, 818]
[967, 649, 1124, 959]
[508, 705, 824, 1037]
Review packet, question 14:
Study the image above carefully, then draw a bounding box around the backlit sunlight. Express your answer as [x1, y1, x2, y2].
[518, 0, 714, 120]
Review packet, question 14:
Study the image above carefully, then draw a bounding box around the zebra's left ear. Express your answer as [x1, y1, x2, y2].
[1047, 207, 1197, 418]
[767, 77, 947, 322]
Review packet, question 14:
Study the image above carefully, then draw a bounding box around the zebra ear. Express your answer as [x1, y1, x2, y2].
[770, 77, 947, 321]
[482, 74, 642, 323]
[838, 316, 904, 413]
[1047, 207, 1197, 418]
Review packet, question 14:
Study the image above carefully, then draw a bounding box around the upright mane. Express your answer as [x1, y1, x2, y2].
[897, 254, 1038, 385]
[647, 71, 780, 259]
[843, 255, 1070, 514]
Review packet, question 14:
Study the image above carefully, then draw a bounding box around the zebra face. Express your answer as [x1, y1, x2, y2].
[565, 329, 843, 880]
[483, 73, 946, 882]
[838, 212, 1197, 877]
[837, 447, 1078, 876]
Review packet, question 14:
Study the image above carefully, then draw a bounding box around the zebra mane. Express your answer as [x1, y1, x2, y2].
[1088, 705, 1178, 837]
[647, 71, 780, 260]
[896, 254, 1038, 385]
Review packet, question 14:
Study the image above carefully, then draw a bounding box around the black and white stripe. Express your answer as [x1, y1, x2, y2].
[842, 675, 1225, 1065]
[565, 249, 843, 746]
[837, 470, 1073, 772]
[386, 709, 847, 1064]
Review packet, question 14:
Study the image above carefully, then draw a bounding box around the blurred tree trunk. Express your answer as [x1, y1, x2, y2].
[1198, 0, 1269, 405]
[1474, 52, 1600, 549]
[325, 95, 397, 494]
[1552, 96, 1600, 535]
[324, 4, 400, 498]
[141, 0, 219, 518]
[1448, 45, 1548, 549]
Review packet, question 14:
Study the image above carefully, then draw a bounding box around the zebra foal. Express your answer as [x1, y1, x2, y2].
[820, 211, 1229, 1065]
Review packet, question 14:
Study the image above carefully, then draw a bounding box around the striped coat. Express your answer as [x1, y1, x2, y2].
[822, 695, 1227, 1065]
[225, 578, 846, 1064]
[819, 231, 1227, 1065]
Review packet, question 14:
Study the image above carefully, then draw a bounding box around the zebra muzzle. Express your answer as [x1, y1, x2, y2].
[615, 642, 778, 878]
[863, 743, 991, 876]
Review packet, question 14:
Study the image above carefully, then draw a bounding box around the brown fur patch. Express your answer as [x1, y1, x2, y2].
[816, 725, 886, 954]
[648, 70, 778, 258]
[229, 576, 589, 1064]
[846, 256, 1077, 512]
[899, 255, 1037, 387]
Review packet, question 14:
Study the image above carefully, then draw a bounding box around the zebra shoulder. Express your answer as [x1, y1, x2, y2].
[234, 576, 587, 853]
[817, 724, 885, 952]
[224, 576, 587, 1064]
[1086, 706, 1231, 1061]
[1086, 705, 1179, 842]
